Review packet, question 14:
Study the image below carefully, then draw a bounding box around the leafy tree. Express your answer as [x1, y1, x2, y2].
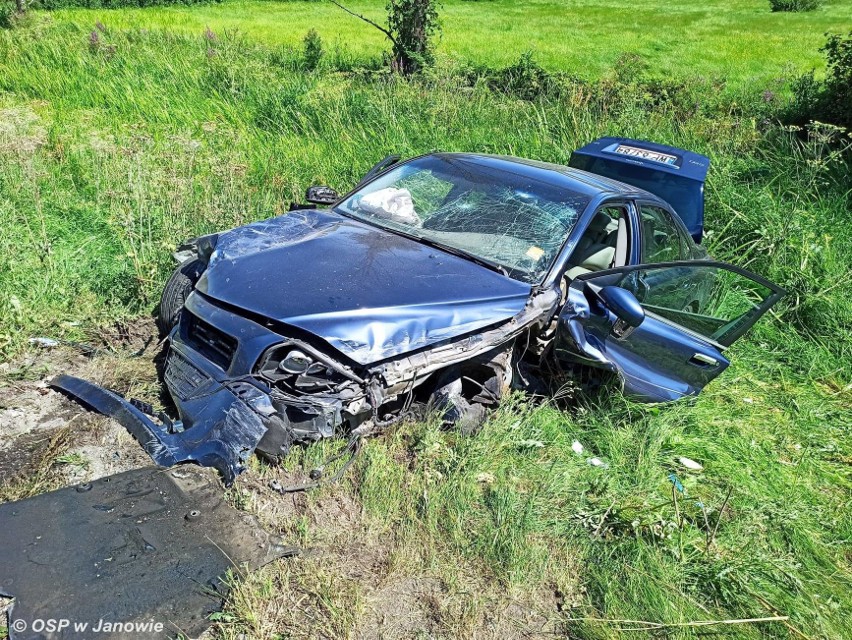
[330, 0, 440, 75]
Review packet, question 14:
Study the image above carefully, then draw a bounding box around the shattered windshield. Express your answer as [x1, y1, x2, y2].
[335, 155, 591, 284]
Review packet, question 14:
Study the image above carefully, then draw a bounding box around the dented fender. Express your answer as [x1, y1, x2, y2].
[555, 287, 616, 370]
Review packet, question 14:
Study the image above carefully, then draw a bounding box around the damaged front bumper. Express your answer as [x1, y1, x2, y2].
[53, 286, 560, 484]
[51, 293, 359, 485]
[51, 372, 271, 486]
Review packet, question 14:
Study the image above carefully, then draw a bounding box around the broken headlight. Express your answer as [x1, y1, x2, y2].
[277, 350, 318, 375]
[256, 344, 347, 393]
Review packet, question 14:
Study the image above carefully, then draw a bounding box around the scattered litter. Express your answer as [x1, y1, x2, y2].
[571, 440, 584, 455]
[28, 337, 59, 348]
[743, 397, 754, 404]
[587, 457, 609, 468]
[668, 473, 685, 493]
[678, 456, 704, 471]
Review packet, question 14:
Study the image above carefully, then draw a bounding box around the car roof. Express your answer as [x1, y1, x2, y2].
[431, 152, 664, 203]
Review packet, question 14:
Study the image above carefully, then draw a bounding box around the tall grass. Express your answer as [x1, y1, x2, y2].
[1, 21, 850, 639]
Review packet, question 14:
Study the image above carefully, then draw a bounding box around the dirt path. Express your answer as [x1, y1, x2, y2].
[0, 320, 161, 494]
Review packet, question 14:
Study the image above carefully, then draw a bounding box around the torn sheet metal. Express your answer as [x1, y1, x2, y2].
[0, 466, 294, 640]
[50, 374, 268, 485]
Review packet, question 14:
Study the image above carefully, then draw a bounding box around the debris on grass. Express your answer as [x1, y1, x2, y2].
[27, 337, 59, 349]
[476, 471, 496, 484]
[678, 456, 704, 471]
[0, 467, 294, 640]
[668, 473, 685, 493]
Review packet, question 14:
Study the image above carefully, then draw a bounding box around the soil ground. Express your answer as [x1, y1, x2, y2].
[0, 319, 556, 639]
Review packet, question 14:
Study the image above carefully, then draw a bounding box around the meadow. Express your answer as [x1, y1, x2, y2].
[51, 0, 852, 89]
[0, 1, 851, 638]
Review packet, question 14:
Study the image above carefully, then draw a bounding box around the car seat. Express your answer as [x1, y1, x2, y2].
[564, 211, 626, 280]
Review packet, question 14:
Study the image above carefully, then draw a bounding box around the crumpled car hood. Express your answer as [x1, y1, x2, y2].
[196, 210, 532, 364]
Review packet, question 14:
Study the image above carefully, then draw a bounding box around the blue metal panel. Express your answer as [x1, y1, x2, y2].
[569, 137, 710, 242]
[195, 209, 532, 365]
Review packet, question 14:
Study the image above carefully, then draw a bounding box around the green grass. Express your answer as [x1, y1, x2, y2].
[52, 0, 852, 89]
[1, 7, 851, 640]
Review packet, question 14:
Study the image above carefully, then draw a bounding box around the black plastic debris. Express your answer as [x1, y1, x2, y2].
[0, 467, 296, 639]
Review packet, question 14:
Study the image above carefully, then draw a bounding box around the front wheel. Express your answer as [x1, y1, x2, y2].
[157, 258, 205, 336]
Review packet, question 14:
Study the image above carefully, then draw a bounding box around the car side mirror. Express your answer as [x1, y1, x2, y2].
[305, 185, 338, 205]
[597, 285, 645, 334]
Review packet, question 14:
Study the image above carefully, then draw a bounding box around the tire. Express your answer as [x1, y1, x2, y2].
[157, 258, 204, 336]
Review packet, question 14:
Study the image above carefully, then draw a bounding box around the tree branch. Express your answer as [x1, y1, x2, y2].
[327, 1, 398, 46]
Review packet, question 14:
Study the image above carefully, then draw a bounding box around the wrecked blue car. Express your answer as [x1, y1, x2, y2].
[54, 138, 784, 483]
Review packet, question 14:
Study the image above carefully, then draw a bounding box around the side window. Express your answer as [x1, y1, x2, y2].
[618, 264, 782, 346]
[640, 205, 688, 263]
[563, 206, 629, 281]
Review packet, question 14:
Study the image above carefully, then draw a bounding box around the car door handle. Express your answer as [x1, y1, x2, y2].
[690, 353, 719, 367]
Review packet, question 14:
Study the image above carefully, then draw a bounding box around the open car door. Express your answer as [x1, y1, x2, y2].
[557, 260, 785, 402]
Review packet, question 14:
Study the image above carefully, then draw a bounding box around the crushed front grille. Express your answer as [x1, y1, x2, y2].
[186, 313, 237, 370]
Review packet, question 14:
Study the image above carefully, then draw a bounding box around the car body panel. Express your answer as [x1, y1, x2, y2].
[556, 289, 731, 401]
[197, 209, 532, 364]
[557, 261, 785, 401]
[569, 137, 710, 242]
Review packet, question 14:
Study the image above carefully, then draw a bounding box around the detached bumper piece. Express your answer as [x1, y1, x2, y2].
[0, 467, 295, 640]
[51, 374, 269, 486]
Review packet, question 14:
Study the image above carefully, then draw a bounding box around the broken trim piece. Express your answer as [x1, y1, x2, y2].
[51, 375, 268, 485]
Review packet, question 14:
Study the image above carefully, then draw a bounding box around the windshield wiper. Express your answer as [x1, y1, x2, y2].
[411, 234, 510, 277]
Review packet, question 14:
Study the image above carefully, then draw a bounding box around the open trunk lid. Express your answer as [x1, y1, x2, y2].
[569, 137, 710, 243]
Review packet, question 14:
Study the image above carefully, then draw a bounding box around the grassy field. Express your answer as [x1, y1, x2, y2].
[1, 2, 851, 639]
[53, 0, 852, 88]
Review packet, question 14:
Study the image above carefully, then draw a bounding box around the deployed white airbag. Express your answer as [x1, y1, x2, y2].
[358, 188, 420, 226]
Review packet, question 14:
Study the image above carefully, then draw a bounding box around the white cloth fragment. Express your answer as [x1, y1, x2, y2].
[29, 337, 60, 348]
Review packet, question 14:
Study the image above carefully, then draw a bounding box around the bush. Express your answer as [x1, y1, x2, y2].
[820, 31, 852, 128]
[487, 52, 560, 100]
[769, 0, 822, 12]
[788, 32, 852, 130]
[0, 2, 15, 29]
[302, 28, 323, 71]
